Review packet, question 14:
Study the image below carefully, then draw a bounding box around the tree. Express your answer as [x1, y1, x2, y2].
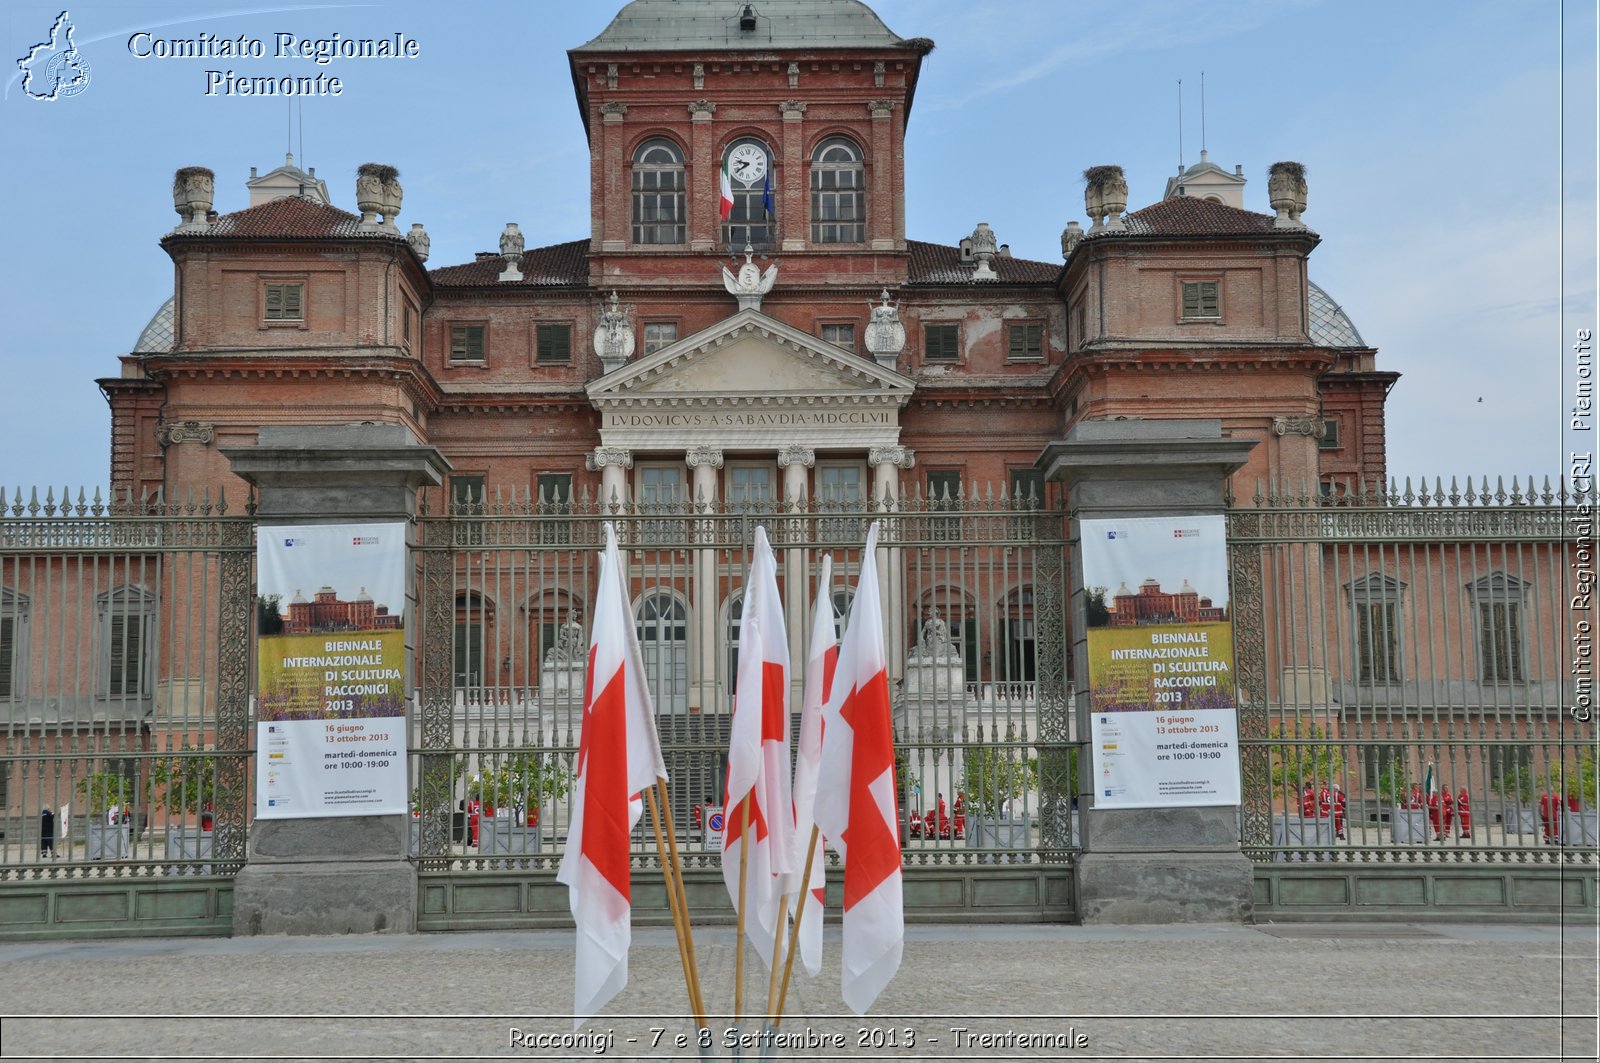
[257, 594, 284, 636]
[1268, 722, 1345, 792]
[961, 745, 1038, 818]
[1084, 586, 1111, 628]
[150, 745, 218, 815]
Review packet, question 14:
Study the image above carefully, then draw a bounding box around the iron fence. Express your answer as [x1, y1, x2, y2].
[1230, 477, 1597, 865]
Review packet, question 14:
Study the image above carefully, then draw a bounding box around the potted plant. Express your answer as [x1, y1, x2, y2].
[1549, 753, 1598, 846]
[76, 770, 133, 859]
[477, 751, 571, 861]
[1267, 723, 1343, 854]
[961, 745, 1036, 862]
[1490, 759, 1538, 835]
[1377, 758, 1428, 844]
[150, 745, 217, 868]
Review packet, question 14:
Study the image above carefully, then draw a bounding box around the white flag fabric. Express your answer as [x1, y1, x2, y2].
[813, 522, 904, 1014]
[786, 554, 836, 977]
[556, 523, 668, 1028]
[721, 525, 794, 970]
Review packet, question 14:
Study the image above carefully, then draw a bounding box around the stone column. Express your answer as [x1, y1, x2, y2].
[687, 448, 722, 713]
[1037, 418, 1257, 924]
[870, 446, 914, 682]
[222, 424, 450, 936]
[778, 446, 815, 681]
[586, 447, 632, 514]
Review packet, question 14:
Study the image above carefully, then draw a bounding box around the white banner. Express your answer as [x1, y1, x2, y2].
[255, 522, 408, 819]
[1081, 514, 1241, 809]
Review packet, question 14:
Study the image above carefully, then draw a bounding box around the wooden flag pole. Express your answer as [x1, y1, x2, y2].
[764, 885, 789, 1021]
[655, 779, 705, 1024]
[733, 791, 754, 1027]
[772, 823, 822, 1027]
[645, 783, 706, 1030]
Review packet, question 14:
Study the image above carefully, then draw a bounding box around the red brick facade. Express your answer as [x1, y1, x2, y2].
[102, 0, 1393, 507]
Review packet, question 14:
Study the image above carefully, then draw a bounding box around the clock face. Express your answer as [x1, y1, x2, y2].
[728, 143, 768, 186]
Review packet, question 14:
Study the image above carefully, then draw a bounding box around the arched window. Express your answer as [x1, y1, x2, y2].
[637, 591, 689, 713]
[810, 137, 865, 243]
[723, 138, 775, 250]
[632, 138, 685, 245]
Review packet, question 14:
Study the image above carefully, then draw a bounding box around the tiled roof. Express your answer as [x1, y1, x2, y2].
[1114, 196, 1279, 238]
[429, 240, 591, 288]
[905, 240, 1059, 286]
[192, 196, 400, 240]
[572, 0, 910, 53]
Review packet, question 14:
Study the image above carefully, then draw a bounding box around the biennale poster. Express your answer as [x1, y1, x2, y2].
[1081, 514, 1241, 809]
[255, 522, 408, 818]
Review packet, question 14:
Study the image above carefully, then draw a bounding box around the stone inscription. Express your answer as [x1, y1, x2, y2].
[611, 410, 892, 428]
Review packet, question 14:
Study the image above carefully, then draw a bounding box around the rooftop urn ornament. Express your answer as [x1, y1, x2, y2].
[1083, 165, 1127, 233]
[355, 163, 398, 230]
[1060, 220, 1084, 259]
[1268, 161, 1308, 228]
[498, 222, 525, 282]
[969, 222, 999, 280]
[863, 288, 906, 367]
[171, 166, 214, 232]
[379, 168, 403, 232]
[720, 244, 778, 310]
[593, 290, 635, 370]
[406, 223, 430, 263]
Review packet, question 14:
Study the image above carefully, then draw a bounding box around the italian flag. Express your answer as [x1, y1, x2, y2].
[719, 158, 734, 221]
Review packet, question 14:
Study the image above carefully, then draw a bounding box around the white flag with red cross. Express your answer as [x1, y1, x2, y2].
[555, 523, 667, 1028]
[786, 554, 836, 977]
[813, 522, 904, 1014]
[721, 525, 795, 969]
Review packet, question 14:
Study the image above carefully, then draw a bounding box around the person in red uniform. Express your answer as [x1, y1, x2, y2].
[1538, 789, 1564, 843]
[466, 796, 483, 847]
[1301, 782, 1318, 818]
[1454, 788, 1471, 839]
[1329, 783, 1347, 839]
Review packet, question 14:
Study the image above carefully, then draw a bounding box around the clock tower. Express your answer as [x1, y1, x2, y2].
[568, 0, 932, 290]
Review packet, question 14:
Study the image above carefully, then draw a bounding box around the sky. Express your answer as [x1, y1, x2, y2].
[0, 0, 1594, 495]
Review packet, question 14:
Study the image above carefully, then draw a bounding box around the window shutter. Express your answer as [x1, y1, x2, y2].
[265, 286, 282, 316]
[0, 617, 13, 698]
[283, 284, 302, 318]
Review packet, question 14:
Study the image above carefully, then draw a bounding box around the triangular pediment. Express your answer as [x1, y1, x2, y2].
[589, 308, 912, 401]
[587, 309, 914, 451]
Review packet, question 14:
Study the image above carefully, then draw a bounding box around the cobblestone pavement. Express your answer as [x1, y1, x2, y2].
[0, 920, 1595, 1061]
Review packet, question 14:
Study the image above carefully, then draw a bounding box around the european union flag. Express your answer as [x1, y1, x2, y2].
[762, 171, 774, 218]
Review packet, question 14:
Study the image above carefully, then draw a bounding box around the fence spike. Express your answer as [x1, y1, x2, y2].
[1447, 476, 1461, 506]
[1494, 475, 1507, 505]
[1540, 475, 1554, 505]
[1252, 479, 1264, 507]
[28, 486, 40, 516]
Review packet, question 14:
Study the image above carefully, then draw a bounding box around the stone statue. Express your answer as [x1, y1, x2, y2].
[909, 609, 957, 662]
[544, 616, 586, 664]
[720, 245, 778, 311]
[498, 222, 524, 283]
[592, 290, 635, 369]
[863, 288, 906, 367]
[407, 223, 430, 263]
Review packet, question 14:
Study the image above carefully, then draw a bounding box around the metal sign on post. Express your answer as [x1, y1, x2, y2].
[703, 805, 724, 853]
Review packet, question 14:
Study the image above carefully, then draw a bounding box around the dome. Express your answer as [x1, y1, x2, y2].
[1307, 281, 1366, 347]
[132, 297, 175, 354]
[573, 0, 909, 52]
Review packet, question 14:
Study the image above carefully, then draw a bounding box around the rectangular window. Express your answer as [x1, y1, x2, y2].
[536, 473, 572, 544]
[450, 474, 486, 545]
[644, 322, 678, 355]
[454, 622, 483, 688]
[402, 308, 412, 343]
[1075, 306, 1087, 348]
[1320, 418, 1341, 450]
[0, 615, 14, 699]
[1488, 745, 1534, 797]
[1356, 601, 1400, 683]
[639, 465, 685, 544]
[107, 614, 149, 698]
[1478, 600, 1525, 682]
[727, 466, 775, 527]
[1362, 743, 1406, 792]
[821, 324, 856, 352]
[927, 469, 961, 541]
[1181, 281, 1221, 319]
[449, 325, 486, 362]
[535, 323, 572, 364]
[264, 283, 304, 321]
[1007, 323, 1044, 361]
[817, 464, 865, 541]
[924, 323, 960, 362]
